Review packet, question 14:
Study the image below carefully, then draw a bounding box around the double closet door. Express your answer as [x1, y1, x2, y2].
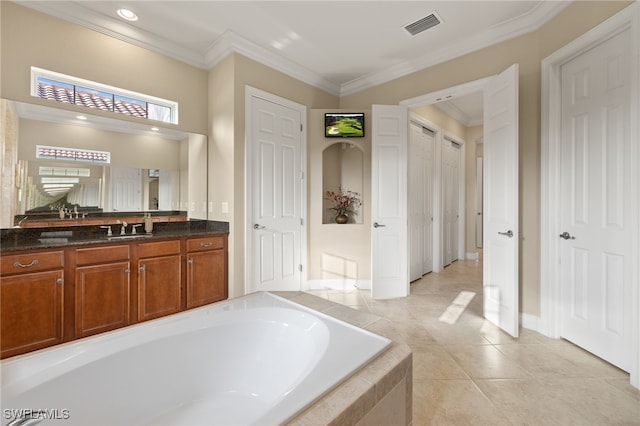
[409, 122, 461, 282]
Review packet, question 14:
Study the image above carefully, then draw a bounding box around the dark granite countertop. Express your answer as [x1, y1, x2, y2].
[0, 220, 229, 252]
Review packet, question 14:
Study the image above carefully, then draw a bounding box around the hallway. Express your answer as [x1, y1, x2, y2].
[306, 259, 640, 425]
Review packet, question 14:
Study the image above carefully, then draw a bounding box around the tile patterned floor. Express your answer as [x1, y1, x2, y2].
[306, 259, 640, 425]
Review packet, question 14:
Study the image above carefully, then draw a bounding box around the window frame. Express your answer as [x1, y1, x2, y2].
[31, 67, 179, 125]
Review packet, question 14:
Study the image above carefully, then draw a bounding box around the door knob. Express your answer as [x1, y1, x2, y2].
[253, 224, 265, 230]
[559, 231, 575, 240]
[373, 222, 386, 228]
[498, 230, 513, 238]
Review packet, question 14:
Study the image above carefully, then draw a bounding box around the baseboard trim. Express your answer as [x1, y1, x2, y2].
[520, 312, 540, 332]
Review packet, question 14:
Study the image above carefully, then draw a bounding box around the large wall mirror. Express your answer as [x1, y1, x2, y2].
[3, 99, 207, 223]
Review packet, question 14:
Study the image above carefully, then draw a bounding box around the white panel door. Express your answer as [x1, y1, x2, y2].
[110, 166, 142, 211]
[559, 29, 632, 371]
[158, 169, 172, 211]
[372, 105, 409, 299]
[422, 128, 434, 275]
[409, 122, 434, 280]
[476, 157, 483, 248]
[443, 139, 460, 266]
[83, 181, 100, 207]
[483, 64, 519, 337]
[249, 96, 303, 292]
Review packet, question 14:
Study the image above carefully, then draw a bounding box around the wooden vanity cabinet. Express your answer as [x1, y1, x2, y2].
[186, 236, 228, 309]
[0, 232, 227, 359]
[136, 240, 182, 322]
[0, 250, 64, 358]
[74, 245, 131, 338]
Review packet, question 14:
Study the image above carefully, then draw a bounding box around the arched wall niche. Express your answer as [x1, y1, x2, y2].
[322, 141, 364, 224]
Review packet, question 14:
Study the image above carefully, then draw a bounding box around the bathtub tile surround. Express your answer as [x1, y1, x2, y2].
[306, 258, 640, 425]
[276, 292, 413, 426]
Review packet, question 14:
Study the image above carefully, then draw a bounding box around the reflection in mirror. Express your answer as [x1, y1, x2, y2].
[19, 160, 180, 215]
[2, 99, 207, 224]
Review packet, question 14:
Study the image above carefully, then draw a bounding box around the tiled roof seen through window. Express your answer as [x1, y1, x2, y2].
[37, 80, 147, 118]
[31, 68, 177, 124]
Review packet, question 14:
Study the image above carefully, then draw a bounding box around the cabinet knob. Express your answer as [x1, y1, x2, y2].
[56, 278, 63, 285]
[188, 258, 194, 265]
[138, 265, 145, 272]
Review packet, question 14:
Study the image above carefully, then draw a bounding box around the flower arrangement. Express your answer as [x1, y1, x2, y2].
[325, 187, 362, 220]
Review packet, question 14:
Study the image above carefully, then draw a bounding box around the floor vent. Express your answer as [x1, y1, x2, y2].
[404, 12, 442, 36]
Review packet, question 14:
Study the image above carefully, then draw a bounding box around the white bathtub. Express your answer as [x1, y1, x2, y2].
[1, 292, 391, 425]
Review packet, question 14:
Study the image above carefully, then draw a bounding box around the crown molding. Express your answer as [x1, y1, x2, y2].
[339, 1, 571, 96]
[20, 2, 209, 69]
[19, 1, 571, 99]
[204, 31, 341, 97]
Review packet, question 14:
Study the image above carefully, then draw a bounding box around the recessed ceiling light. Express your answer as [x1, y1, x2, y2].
[76, 115, 87, 120]
[150, 127, 159, 131]
[117, 8, 138, 22]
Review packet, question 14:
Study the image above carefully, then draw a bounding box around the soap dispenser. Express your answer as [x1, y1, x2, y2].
[144, 213, 153, 234]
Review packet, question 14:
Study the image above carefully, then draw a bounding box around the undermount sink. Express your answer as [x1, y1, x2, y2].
[106, 234, 153, 241]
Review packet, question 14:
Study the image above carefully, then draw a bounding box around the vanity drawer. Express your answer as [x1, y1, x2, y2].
[1, 250, 64, 276]
[76, 245, 130, 266]
[186, 236, 225, 252]
[137, 240, 181, 258]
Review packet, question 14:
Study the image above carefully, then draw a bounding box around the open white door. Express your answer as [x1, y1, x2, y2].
[483, 64, 519, 337]
[371, 105, 409, 299]
[558, 28, 633, 371]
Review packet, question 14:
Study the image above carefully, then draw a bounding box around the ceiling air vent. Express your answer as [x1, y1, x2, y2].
[404, 12, 442, 36]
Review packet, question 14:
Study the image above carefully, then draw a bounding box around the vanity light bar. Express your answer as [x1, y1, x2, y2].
[39, 166, 90, 177]
[41, 177, 80, 184]
[36, 145, 110, 164]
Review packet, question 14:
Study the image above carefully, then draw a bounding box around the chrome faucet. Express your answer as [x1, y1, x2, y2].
[17, 216, 28, 226]
[100, 225, 113, 237]
[120, 221, 128, 235]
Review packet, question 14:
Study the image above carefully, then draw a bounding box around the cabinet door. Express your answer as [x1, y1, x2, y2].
[138, 255, 181, 322]
[75, 262, 130, 338]
[1, 270, 64, 358]
[186, 250, 227, 309]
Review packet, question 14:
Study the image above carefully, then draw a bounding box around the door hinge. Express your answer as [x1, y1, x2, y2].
[300, 218, 304, 226]
[299, 264, 303, 272]
[300, 123, 303, 132]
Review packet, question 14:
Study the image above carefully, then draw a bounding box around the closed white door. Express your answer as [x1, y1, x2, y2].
[409, 122, 434, 281]
[158, 169, 172, 210]
[83, 181, 100, 207]
[248, 95, 304, 292]
[371, 105, 409, 299]
[476, 157, 483, 248]
[442, 139, 460, 266]
[110, 166, 142, 211]
[483, 64, 519, 337]
[559, 29, 632, 371]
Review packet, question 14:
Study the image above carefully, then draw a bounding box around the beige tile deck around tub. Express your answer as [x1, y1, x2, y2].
[275, 292, 413, 426]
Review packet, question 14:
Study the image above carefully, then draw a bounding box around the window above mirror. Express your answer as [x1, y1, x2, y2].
[31, 67, 179, 125]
